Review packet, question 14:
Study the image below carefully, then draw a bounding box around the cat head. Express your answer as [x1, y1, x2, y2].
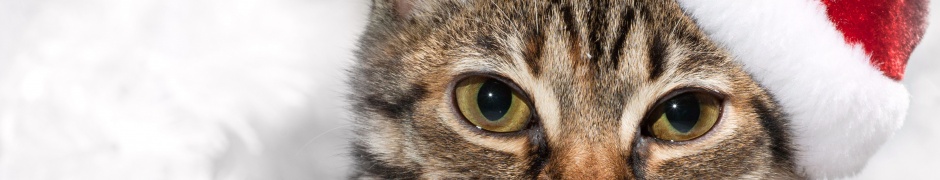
[349, 0, 799, 179]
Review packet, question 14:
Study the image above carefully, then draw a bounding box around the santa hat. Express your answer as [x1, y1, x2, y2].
[677, 0, 928, 178]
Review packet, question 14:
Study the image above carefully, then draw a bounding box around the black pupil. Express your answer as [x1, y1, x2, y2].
[664, 94, 700, 133]
[477, 79, 513, 121]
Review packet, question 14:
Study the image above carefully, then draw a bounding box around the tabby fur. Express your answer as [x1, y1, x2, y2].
[349, 0, 802, 179]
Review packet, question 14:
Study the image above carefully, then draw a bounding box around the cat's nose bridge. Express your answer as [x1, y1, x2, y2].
[542, 140, 633, 179]
[539, 109, 637, 178]
[543, 119, 633, 179]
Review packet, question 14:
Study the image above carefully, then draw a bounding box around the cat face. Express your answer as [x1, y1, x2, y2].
[350, 0, 800, 179]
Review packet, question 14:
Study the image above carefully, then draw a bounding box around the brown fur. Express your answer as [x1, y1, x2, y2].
[349, 0, 803, 179]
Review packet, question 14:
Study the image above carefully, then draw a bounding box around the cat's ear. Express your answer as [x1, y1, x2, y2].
[373, 0, 467, 22]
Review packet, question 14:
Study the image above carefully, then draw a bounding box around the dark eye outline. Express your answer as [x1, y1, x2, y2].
[640, 87, 727, 143]
[448, 73, 539, 137]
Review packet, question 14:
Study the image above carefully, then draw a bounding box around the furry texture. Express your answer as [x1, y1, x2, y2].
[1, 0, 936, 179]
[0, 0, 364, 179]
[350, 0, 800, 178]
[678, 1, 912, 178]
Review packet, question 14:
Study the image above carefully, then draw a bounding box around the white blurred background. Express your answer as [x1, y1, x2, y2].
[0, 0, 935, 179]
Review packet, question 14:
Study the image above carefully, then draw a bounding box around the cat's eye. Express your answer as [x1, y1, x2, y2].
[454, 76, 532, 133]
[644, 91, 722, 141]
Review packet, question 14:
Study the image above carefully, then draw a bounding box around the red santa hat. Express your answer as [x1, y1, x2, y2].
[677, 0, 928, 178]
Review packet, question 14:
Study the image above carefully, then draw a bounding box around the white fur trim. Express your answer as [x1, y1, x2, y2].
[678, 1, 909, 178]
[0, 0, 363, 179]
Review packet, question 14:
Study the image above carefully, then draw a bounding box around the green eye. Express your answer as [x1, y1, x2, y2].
[454, 76, 532, 133]
[645, 92, 722, 141]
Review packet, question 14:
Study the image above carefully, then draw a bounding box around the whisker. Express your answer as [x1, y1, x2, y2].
[299, 124, 352, 154]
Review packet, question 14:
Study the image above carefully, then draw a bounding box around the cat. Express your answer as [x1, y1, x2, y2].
[348, 0, 801, 179]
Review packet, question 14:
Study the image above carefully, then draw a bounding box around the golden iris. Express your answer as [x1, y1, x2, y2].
[646, 92, 721, 141]
[455, 76, 531, 133]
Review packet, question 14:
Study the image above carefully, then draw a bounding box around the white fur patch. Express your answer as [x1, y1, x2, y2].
[677, 1, 909, 178]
